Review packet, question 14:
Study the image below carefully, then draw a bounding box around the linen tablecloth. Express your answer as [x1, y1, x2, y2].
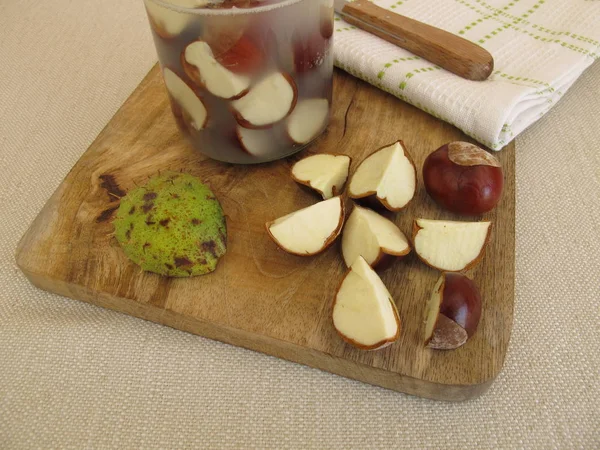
[0, 1, 598, 448]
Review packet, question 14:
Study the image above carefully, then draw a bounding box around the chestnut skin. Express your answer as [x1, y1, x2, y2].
[439, 272, 482, 338]
[423, 141, 503, 215]
[428, 314, 468, 350]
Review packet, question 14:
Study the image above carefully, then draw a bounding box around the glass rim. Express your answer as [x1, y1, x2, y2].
[146, 0, 305, 16]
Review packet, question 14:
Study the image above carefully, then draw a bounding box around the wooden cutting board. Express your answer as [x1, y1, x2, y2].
[16, 65, 515, 401]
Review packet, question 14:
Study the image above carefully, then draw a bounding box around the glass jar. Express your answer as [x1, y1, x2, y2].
[144, 0, 334, 164]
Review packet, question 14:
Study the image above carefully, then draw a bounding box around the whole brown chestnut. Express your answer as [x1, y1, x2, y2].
[423, 141, 504, 215]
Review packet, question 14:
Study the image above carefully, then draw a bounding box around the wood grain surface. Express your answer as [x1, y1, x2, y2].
[16, 65, 515, 401]
[341, 1, 494, 81]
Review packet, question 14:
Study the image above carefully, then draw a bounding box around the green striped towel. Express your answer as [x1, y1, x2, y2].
[333, 0, 600, 149]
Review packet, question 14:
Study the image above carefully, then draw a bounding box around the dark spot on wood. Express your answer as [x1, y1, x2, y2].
[96, 206, 118, 223]
[165, 263, 174, 270]
[143, 192, 157, 201]
[125, 229, 131, 240]
[191, 218, 201, 225]
[148, 277, 172, 309]
[142, 202, 154, 213]
[159, 218, 170, 227]
[201, 240, 218, 258]
[198, 258, 207, 265]
[129, 206, 136, 215]
[143, 242, 151, 251]
[174, 257, 193, 268]
[99, 174, 126, 201]
[145, 219, 156, 225]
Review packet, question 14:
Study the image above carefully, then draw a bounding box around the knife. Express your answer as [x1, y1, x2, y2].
[333, 0, 494, 81]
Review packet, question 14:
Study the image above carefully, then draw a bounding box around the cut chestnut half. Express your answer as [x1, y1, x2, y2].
[333, 256, 401, 351]
[348, 141, 417, 211]
[162, 68, 208, 131]
[231, 72, 297, 129]
[237, 127, 281, 158]
[291, 153, 351, 199]
[183, 40, 251, 99]
[341, 205, 410, 269]
[424, 273, 482, 350]
[286, 98, 329, 145]
[413, 219, 492, 272]
[265, 196, 344, 256]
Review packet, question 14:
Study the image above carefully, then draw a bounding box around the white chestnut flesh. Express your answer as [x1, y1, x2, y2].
[291, 153, 350, 199]
[163, 68, 208, 131]
[341, 205, 410, 269]
[266, 197, 344, 256]
[413, 219, 491, 272]
[287, 98, 329, 144]
[183, 40, 251, 100]
[333, 256, 401, 350]
[231, 72, 297, 128]
[348, 141, 417, 211]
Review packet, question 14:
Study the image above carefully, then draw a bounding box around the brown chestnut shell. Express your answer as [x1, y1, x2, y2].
[423, 142, 503, 215]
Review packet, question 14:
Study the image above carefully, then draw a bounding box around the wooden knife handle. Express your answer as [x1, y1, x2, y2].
[342, 1, 494, 81]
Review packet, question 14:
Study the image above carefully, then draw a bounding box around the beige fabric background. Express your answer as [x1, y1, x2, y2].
[1, 1, 598, 448]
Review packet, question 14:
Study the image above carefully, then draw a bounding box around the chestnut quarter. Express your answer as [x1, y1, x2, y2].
[425, 273, 482, 350]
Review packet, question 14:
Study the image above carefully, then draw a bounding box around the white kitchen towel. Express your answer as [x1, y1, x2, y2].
[333, 0, 600, 150]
